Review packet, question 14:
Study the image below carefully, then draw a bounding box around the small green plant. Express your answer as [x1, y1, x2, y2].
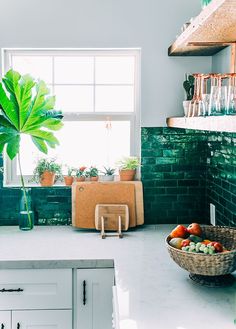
[117, 156, 140, 170]
[87, 166, 99, 177]
[101, 167, 115, 176]
[65, 166, 75, 177]
[33, 158, 62, 183]
[75, 166, 86, 178]
[183, 74, 195, 101]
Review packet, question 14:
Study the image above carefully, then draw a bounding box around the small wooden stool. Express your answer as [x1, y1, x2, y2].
[95, 204, 129, 239]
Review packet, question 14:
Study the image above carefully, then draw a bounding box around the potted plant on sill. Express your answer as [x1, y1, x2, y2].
[87, 166, 99, 181]
[0, 69, 63, 230]
[64, 166, 75, 186]
[117, 156, 140, 181]
[75, 166, 86, 182]
[183, 74, 194, 116]
[32, 158, 62, 187]
[100, 166, 115, 181]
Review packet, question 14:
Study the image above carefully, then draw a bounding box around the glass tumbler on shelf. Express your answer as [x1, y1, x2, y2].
[201, 74, 210, 116]
[208, 74, 227, 116]
[218, 86, 228, 115]
[188, 74, 206, 117]
[226, 73, 236, 115]
[19, 188, 34, 231]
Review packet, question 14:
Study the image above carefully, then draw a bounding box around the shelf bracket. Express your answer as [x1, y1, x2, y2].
[230, 43, 236, 73]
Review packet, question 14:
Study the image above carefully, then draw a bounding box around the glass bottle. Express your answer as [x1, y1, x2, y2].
[19, 188, 34, 231]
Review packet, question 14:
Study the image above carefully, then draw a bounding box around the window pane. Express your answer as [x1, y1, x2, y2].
[54, 86, 94, 112]
[95, 86, 134, 112]
[18, 121, 130, 176]
[95, 56, 135, 84]
[11, 56, 53, 83]
[54, 56, 94, 84]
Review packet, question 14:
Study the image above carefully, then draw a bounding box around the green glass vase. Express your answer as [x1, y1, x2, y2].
[201, 0, 212, 9]
[19, 188, 34, 231]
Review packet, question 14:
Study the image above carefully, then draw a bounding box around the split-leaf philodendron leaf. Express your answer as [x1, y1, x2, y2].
[0, 69, 63, 160]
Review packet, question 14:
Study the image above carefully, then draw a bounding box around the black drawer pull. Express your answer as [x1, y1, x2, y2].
[1, 324, 4, 329]
[17, 323, 20, 329]
[83, 280, 86, 305]
[0, 288, 24, 293]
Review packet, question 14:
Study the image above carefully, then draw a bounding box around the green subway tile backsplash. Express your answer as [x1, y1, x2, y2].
[0, 127, 235, 227]
[141, 127, 208, 225]
[141, 127, 236, 227]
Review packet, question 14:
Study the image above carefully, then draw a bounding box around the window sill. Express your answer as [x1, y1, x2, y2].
[2, 182, 71, 189]
[3, 176, 141, 188]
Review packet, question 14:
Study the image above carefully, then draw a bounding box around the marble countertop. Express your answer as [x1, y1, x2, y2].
[0, 225, 235, 329]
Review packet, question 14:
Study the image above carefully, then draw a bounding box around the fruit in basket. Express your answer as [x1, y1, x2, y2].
[170, 225, 188, 239]
[181, 241, 216, 254]
[181, 239, 191, 247]
[189, 235, 203, 243]
[169, 238, 184, 249]
[187, 223, 203, 236]
[202, 239, 211, 245]
[208, 242, 223, 253]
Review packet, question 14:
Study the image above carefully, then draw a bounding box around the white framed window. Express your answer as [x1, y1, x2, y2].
[2, 48, 141, 186]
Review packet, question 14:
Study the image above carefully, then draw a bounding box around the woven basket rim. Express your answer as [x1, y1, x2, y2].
[165, 225, 236, 256]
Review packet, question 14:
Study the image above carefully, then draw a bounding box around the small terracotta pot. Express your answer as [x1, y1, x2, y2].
[119, 169, 136, 181]
[64, 176, 74, 186]
[76, 176, 85, 182]
[40, 171, 55, 187]
[90, 176, 99, 181]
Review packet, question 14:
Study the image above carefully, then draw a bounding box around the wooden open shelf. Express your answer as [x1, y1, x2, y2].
[166, 116, 236, 133]
[168, 0, 236, 56]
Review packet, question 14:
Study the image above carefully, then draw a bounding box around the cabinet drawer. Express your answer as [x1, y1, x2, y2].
[0, 269, 72, 310]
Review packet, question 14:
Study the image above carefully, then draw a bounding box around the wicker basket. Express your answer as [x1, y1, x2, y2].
[166, 225, 236, 276]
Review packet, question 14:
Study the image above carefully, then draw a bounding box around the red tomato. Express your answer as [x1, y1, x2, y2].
[187, 223, 203, 236]
[209, 242, 223, 252]
[181, 239, 191, 248]
[170, 225, 188, 239]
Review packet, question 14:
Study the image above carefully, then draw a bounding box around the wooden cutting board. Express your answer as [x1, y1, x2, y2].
[95, 204, 129, 231]
[116, 181, 144, 225]
[72, 182, 136, 228]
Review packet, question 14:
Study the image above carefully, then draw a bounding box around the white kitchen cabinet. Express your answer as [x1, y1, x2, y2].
[74, 268, 114, 329]
[0, 311, 11, 329]
[0, 267, 115, 329]
[12, 310, 72, 329]
[112, 286, 120, 329]
[0, 269, 72, 310]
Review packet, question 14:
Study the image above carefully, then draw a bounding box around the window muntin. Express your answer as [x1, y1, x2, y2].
[3, 49, 140, 185]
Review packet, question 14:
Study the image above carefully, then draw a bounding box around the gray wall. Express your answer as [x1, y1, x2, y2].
[212, 47, 231, 73]
[0, 0, 212, 126]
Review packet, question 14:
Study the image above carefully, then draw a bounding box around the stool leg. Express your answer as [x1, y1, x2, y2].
[101, 216, 106, 239]
[118, 216, 123, 239]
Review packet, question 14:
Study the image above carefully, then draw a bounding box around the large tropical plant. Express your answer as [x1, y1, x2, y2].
[0, 69, 63, 226]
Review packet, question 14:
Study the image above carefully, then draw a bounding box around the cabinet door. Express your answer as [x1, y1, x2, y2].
[0, 311, 11, 329]
[12, 310, 72, 329]
[75, 269, 114, 329]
